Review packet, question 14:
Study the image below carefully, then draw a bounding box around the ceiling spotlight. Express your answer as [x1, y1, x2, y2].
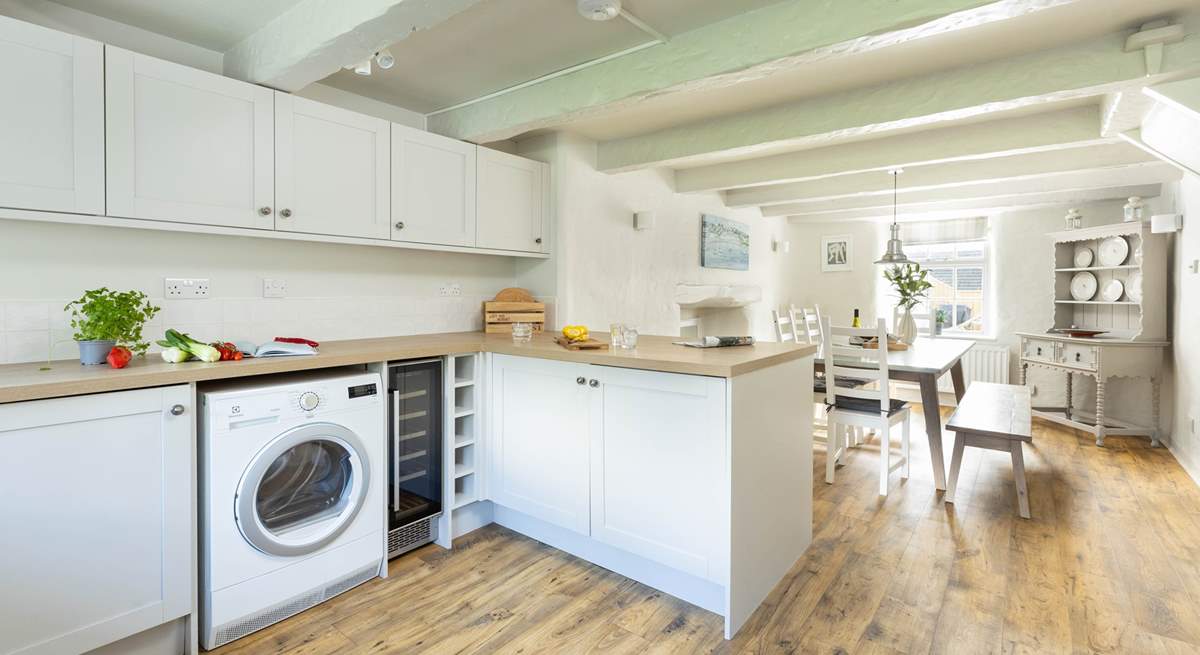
[351, 58, 371, 76]
[375, 49, 395, 69]
[578, 0, 621, 21]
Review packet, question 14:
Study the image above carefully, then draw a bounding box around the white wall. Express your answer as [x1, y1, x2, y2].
[0, 220, 516, 364]
[514, 133, 787, 339]
[1166, 175, 1200, 479]
[781, 220, 887, 329]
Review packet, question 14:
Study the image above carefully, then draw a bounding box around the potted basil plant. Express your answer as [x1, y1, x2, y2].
[934, 308, 949, 336]
[65, 288, 160, 365]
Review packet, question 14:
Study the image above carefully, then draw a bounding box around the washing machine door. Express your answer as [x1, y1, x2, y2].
[235, 422, 371, 557]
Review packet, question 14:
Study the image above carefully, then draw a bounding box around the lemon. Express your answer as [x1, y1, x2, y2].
[562, 325, 589, 342]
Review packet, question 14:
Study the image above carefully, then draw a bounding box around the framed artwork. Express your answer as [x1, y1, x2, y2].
[701, 214, 750, 270]
[821, 235, 853, 272]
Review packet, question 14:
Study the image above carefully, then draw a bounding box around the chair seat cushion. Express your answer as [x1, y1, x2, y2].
[813, 373, 871, 393]
[828, 395, 909, 416]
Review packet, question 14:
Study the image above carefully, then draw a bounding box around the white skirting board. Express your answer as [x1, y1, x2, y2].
[452, 501, 495, 540]
[492, 505, 727, 616]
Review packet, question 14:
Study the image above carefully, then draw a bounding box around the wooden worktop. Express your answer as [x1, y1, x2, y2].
[0, 332, 815, 404]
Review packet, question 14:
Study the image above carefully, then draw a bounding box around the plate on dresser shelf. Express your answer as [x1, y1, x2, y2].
[1099, 278, 1124, 302]
[1127, 271, 1143, 302]
[1053, 328, 1107, 338]
[1070, 272, 1098, 300]
[1073, 246, 1093, 268]
[1097, 236, 1129, 266]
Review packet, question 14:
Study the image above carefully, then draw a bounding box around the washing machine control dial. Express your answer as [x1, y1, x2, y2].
[298, 391, 320, 412]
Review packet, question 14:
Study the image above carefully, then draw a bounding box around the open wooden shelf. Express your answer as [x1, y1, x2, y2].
[1054, 265, 1139, 272]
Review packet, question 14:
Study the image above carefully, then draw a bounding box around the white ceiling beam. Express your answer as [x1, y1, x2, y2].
[425, 0, 1076, 142]
[784, 184, 1164, 223]
[598, 15, 1200, 172]
[675, 106, 1107, 193]
[725, 143, 1153, 207]
[223, 0, 484, 92]
[763, 162, 1175, 216]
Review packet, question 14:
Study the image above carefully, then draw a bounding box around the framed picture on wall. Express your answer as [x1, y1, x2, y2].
[821, 235, 853, 272]
[701, 214, 750, 270]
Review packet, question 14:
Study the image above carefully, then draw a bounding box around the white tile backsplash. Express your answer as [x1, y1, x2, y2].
[0, 294, 494, 364]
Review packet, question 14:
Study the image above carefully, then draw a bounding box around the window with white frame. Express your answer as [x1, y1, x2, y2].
[900, 218, 989, 335]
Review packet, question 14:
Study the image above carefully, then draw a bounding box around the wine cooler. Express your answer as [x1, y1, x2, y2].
[387, 359, 443, 558]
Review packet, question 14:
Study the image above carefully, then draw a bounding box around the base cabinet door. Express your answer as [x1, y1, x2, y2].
[105, 47, 275, 229]
[275, 93, 390, 239]
[0, 15, 103, 214]
[0, 385, 192, 655]
[589, 366, 727, 581]
[489, 354, 590, 534]
[476, 148, 548, 254]
[392, 124, 476, 246]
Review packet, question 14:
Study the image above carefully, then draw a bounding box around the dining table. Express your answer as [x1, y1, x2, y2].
[815, 337, 975, 491]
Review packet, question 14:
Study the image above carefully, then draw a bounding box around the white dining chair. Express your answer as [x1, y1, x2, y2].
[820, 316, 912, 496]
[794, 305, 822, 346]
[771, 308, 798, 343]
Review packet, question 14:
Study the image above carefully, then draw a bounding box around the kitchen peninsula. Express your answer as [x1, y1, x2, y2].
[0, 332, 814, 650]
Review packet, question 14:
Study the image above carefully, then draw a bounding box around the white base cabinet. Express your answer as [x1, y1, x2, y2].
[0, 385, 193, 655]
[0, 15, 103, 215]
[488, 354, 727, 580]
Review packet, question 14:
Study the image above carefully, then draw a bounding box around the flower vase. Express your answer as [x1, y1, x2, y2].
[896, 307, 918, 345]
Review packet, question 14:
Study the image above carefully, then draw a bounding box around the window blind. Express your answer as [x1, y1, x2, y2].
[900, 217, 988, 245]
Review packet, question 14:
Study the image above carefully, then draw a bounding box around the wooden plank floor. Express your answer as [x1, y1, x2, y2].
[210, 406, 1200, 654]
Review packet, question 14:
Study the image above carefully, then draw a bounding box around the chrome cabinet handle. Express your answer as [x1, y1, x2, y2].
[535, 237, 543, 244]
[395, 222, 405, 230]
[576, 376, 586, 385]
[169, 404, 185, 416]
[280, 208, 292, 218]
[259, 206, 272, 216]
[588, 379, 599, 388]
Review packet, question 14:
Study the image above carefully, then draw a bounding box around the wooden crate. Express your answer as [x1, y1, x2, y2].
[484, 301, 545, 334]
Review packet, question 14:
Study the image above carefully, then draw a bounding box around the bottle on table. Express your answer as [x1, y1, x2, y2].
[852, 308, 862, 328]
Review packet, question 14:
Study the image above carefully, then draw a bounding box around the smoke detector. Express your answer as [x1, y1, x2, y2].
[578, 0, 621, 21]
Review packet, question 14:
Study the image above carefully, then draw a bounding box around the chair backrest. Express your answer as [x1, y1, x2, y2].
[794, 305, 821, 345]
[819, 316, 892, 413]
[771, 308, 796, 343]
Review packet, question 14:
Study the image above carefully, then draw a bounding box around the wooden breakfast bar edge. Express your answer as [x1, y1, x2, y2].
[0, 332, 817, 404]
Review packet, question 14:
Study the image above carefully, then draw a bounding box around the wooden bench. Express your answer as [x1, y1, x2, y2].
[944, 382, 1033, 518]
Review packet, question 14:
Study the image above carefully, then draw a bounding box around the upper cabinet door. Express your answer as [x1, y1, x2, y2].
[476, 148, 549, 254]
[105, 47, 274, 229]
[392, 124, 476, 246]
[276, 93, 390, 239]
[0, 16, 103, 215]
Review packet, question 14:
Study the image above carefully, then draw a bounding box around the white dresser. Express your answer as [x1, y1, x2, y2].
[1017, 220, 1168, 446]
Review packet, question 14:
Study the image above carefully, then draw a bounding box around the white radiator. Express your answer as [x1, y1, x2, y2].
[937, 343, 1010, 392]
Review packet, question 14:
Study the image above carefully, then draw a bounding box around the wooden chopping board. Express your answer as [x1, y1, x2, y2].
[554, 336, 608, 351]
[863, 339, 909, 351]
[494, 287, 536, 302]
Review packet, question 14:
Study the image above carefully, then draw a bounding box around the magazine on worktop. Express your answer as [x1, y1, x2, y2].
[673, 336, 755, 348]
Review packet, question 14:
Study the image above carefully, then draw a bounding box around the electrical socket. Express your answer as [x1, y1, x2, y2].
[439, 283, 462, 297]
[263, 278, 287, 298]
[165, 278, 209, 298]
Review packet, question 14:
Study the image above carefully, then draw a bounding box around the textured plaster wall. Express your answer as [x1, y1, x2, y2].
[515, 133, 787, 339]
[781, 221, 888, 330]
[1165, 176, 1200, 481]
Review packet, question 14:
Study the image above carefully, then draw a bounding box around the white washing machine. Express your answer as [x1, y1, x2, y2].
[200, 370, 385, 650]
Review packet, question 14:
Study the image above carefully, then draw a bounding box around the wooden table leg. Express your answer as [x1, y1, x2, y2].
[944, 433, 966, 504]
[919, 372, 948, 491]
[950, 360, 966, 403]
[1010, 441, 1030, 519]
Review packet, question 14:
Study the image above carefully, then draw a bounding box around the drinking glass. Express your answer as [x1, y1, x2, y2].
[621, 327, 638, 349]
[610, 323, 626, 349]
[511, 322, 533, 343]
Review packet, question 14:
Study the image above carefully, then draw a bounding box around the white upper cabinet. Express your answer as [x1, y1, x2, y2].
[489, 354, 590, 534]
[275, 93, 390, 239]
[588, 367, 727, 582]
[105, 47, 274, 229]
[0, 385, 192, 655]
[0, 15, 103, 214]
[392, 123, 477, 246]
[476, 147, 549, 253]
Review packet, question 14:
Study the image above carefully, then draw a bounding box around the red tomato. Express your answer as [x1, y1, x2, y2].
[106, 346, 132, 369]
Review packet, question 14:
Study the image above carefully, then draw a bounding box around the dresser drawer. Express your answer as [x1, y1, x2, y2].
[1022, 338, 1057, 362]
[1060, 343, 1098, 370]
